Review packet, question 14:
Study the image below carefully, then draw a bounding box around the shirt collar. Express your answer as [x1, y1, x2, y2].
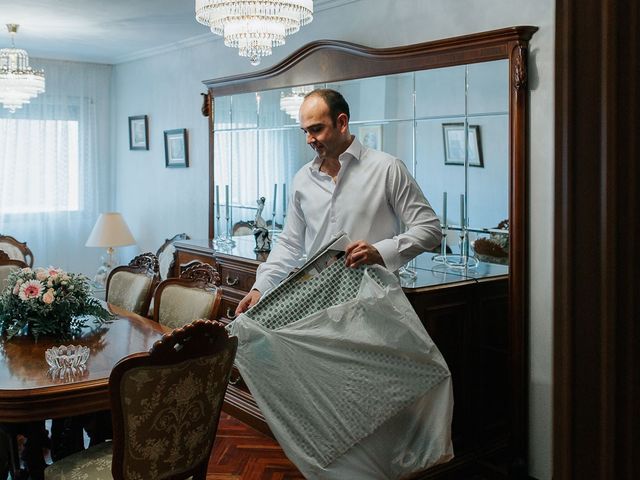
[309, 136, 363, 173]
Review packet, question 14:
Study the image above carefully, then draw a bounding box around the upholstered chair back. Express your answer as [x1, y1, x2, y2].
[106, 257, 157, 316]
[0, 251, 27, 292]
[153, 262, 222, 329]
[44, 320, 237, 480]
[0, 235, 34, 267]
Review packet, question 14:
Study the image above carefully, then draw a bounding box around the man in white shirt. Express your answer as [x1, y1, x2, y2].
[236, 89, 441, 314]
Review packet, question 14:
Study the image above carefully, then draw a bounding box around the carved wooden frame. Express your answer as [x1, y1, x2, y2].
[0, 234, 34, 267]
[0, 250, 28, 268]
[203, 26, 538, 473]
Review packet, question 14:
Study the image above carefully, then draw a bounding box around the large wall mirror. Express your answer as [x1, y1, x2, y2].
[204, 26, 537, 470]
[212, 60, 510, 271]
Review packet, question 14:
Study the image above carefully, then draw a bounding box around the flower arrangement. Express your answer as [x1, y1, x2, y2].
[0, 267, 113, 339]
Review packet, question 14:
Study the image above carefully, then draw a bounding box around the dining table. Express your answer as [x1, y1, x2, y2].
[0, 304, 170, 479]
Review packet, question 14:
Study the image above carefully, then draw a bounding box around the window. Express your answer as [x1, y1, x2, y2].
[0, 118, 80, 214]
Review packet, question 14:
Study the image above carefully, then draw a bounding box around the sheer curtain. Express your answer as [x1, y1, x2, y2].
[0, 59, 112, 276]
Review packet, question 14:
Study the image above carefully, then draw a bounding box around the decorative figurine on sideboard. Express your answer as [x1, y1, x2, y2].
[253, 197, 271, 252]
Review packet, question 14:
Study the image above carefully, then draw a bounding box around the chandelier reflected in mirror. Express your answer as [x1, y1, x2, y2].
[195, 0, 313, 66]
[0, 24, 45, 113]
[280, 85, 314, 121]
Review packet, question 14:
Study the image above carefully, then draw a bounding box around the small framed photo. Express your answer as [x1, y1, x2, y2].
[442, 123, 483, 167]
[358, 124, 382, 150]
[128, 115, 149, 150]
[164, 129, 189, 168]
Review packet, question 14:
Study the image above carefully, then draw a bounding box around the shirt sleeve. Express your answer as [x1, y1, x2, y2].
[373, 158, 442, 272]
[252, 188, 306, 294]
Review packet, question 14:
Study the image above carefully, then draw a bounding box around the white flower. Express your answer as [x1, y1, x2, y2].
[19, 280, 44, 301]
[35, 268, 48, 281]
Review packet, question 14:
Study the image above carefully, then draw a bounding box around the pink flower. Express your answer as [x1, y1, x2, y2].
[19, 280, 43, 301]
[48, 267, 61, 277]
[42, 289, 55, 304]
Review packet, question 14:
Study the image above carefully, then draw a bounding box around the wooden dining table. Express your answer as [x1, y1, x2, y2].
[0, 304, 169, 423]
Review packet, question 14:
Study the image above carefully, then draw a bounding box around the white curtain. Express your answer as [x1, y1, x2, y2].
[0, 59, 112, 277]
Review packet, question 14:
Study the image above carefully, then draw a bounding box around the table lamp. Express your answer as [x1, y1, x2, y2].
[86, 212, 136, 285]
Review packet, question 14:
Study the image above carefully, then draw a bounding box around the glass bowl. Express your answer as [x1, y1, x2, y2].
[45, 345, 90, 379]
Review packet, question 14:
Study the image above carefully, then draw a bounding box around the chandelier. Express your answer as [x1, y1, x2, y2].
[280, 85, 313, 121]
[0, 24, 45, 113]
[195, 0, 313, 66]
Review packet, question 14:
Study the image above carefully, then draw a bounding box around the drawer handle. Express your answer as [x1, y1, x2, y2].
[228, 370, 242, 385]
[226, 307, 237, 320]
[225, 275, 239, 286]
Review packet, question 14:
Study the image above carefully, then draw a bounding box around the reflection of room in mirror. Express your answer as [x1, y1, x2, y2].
[358, 125, 382, 150]
[211, 58, 509, 267]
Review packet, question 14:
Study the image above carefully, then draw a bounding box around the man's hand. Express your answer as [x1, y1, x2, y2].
[235, 289, 262, 316]
[344, 240, 384, 268]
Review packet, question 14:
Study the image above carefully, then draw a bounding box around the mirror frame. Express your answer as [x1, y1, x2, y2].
[203, 25, 537, 467]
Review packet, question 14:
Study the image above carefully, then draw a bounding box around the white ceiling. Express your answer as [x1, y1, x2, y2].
[0, 0, 349, 64]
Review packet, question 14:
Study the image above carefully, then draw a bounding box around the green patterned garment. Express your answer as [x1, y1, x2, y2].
[247, 260, 383, 330]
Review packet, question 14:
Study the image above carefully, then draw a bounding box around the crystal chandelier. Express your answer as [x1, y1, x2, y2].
[195, 0, 313, 66]
[0, 24, 45, 113]
[280, 85, 314, 121]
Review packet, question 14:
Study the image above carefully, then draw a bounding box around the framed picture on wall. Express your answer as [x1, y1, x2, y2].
[443, 123, 483, 167]
[164, 129, 189, 168]
[128, 115, 149, 150]
[358, 124, 382, 150]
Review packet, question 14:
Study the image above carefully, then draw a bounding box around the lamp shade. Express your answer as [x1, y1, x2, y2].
[85, 212, 136, 248]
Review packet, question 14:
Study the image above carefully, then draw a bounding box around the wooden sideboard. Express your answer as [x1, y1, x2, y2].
[174, 237, 510, 478]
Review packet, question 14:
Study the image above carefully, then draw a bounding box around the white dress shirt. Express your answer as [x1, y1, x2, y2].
[252, 137, 441, 294]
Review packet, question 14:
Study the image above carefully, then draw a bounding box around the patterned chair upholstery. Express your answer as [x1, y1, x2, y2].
[0, 251, 27, 292]
[0, 234, 33, 267]
[45, 319, 238, 480]
[153, 262, 222, 329]
[105, 256, 157, 316]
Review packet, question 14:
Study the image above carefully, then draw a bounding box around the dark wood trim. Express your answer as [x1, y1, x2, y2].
[203, 27, 537, 95]
[554, 1, 639, 479]
[507, 38, 530, 476]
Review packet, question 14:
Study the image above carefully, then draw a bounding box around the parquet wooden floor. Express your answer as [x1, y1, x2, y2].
[207, 413, 305, 479]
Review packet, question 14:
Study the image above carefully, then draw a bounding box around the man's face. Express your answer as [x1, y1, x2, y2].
[299, 95, 347, 161]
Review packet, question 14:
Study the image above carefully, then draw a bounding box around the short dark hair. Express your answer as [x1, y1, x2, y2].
[305, 88, 350, 125]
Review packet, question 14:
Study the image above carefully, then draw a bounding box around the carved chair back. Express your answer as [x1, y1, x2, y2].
[153, 262, 222, 329]
[0, 234, 34, 268]
[109, 319, 236, 480]
[106, 255, 157, 316]
[44, 320, 237, 480]
[156, 233, 190, 280]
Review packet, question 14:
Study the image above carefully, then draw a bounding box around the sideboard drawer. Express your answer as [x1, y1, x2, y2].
[220, 297, 240, 322]
[216, 261, 257, 292]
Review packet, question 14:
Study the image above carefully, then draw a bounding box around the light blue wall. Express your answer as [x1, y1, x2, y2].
[112, 1, 554, 478]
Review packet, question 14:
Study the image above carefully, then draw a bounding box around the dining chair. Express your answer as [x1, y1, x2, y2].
[0, 234, 33, 268]
[44, 319, 238, 480]
[153, 262, 222, 329]
[105, 255, 157, 316]
[156, 233, 190, 281]
[0, 250, 27, 292]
